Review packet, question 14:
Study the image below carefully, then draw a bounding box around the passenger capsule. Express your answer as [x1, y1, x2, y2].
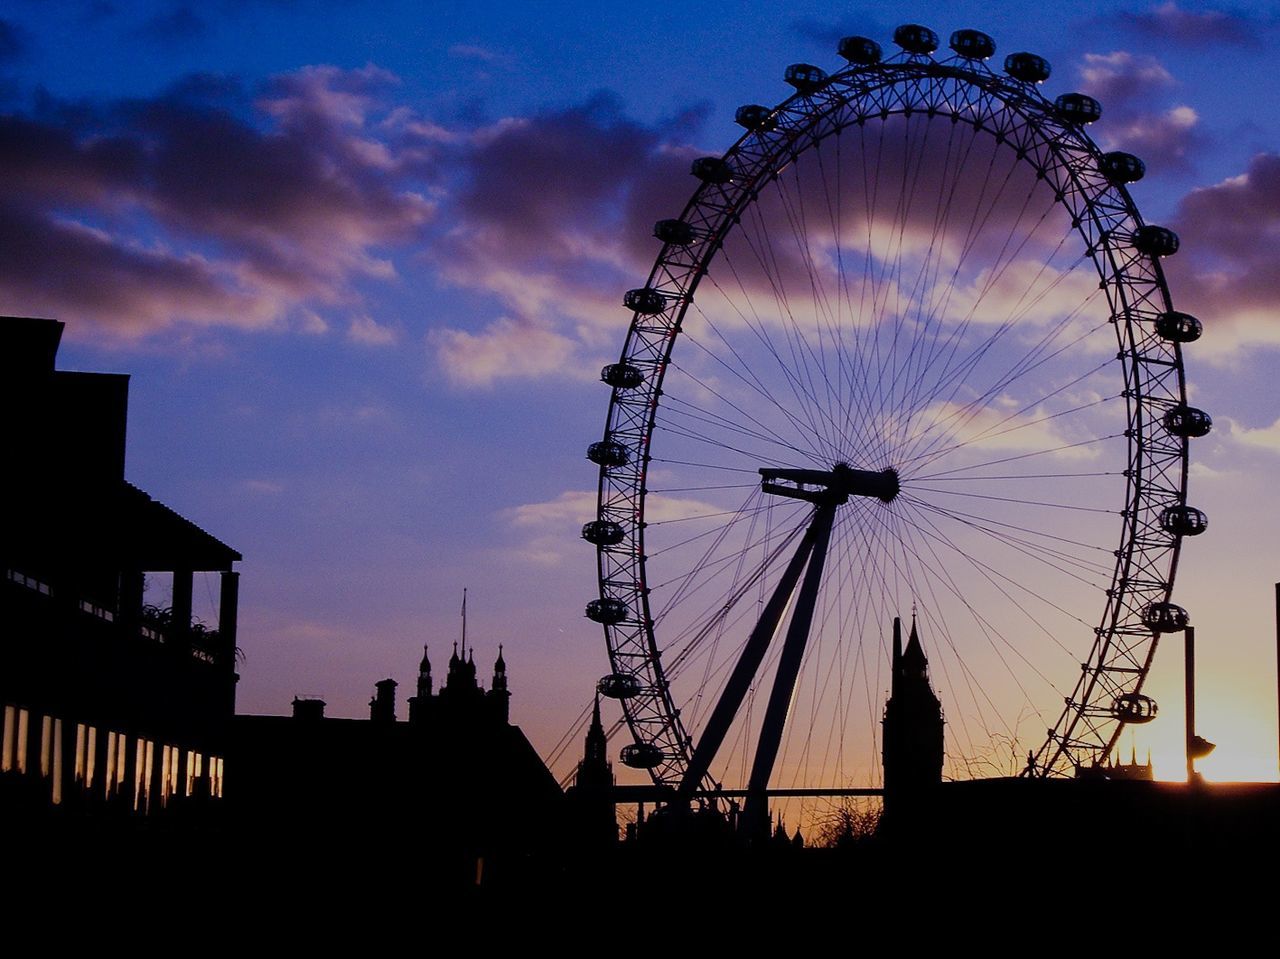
[1100, 152, 1146, 185]
[1133, 225, 1180, 257]
[1142, 601, 1189, 633]
[950, 29, 995, 60]
[653, 218, 695, 246]
[620, 742, 666, 769]
[601, 363, 645, 389]
[1154, 311, 1203, 343]
[597, 673, 642, 699]
[691, 156, 734, 184]
[624, 287, 668, 315]
[582, 520, 626, 546]
[1111, 693, 1159, 724]
[1055, 93, 1101, 124]
[1159, 505, 1208, 537]
[735, 104, 778, 132]
[784, 63, 828, 94]
[587, 440, 631, 467]
[1005, 52, 1052, 83]
[838, 35, 882, 64]
[894, 23, 939, 55]
[1163, 405, 1212, 438]
[586, 597, 630, 625]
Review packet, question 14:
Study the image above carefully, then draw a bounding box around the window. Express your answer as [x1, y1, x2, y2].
[40, 715, 52, 777]
[1, 705, 14, 773]
[7, 568, 52, 595]
[51, 718, 63, 805]
[16, 709, 29, 774]
[79, 599, 115, 621]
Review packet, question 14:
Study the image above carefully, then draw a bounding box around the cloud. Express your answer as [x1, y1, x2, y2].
[904, 397, 1097, 463]
[0, 66, 711, 384]
[1078, 51, 1174, 105]
[423, 94, 705, 381]
[1110, 105, 1201, 165]
[430, 317, 578, 387]
[1163, 153, 1280, 351]
[241, 478, 285, 495]
[0, 64, 435, 339]
[1226, 415, 1280, 452]
[505, 488, 722, 529]
[505, 490, 597, 528]
[1075, 51, 1201, 169]
[448, 44, 502, 63]
[1108, 3, 1266, 47]
[347, 314, 398, 346]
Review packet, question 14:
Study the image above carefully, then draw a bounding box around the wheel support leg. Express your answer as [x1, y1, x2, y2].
[676, 511, 822, 802]
[742, 503, 837, 838]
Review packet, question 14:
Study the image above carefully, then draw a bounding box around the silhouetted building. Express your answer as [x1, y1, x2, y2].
[1106, 747, 1155, 781]
[0, 317, 241, 819]
[565, 695, 617, 847]
[882, 614, 944, 813]
[228, 642, 561, 877]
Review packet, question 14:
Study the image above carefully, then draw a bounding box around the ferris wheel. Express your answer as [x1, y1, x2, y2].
[583, 25, 1208, 812]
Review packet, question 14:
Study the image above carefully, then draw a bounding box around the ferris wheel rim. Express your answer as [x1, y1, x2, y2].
[590, 36, 1195, 789]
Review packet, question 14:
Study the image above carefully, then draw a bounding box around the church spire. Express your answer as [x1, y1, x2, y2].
[900, 612, 929, 680]
[574, 693, 613, 790]
[492, 644, 507, 692]
[460, 587, 468, 660]
[417, 644, 432, 699]
[584, 694, 606, 765]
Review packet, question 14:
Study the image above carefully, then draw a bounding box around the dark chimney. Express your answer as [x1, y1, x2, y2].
[370, 678, 397, 723]
[291, 697, 326, 721]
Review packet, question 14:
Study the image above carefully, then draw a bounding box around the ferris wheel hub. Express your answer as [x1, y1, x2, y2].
[759, 464, 900, 505]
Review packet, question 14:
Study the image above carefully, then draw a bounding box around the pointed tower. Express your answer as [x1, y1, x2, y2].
[567, 694, 617, 847]
[408, 645, 432, 724]
[487, 645, 511, 724]
[575, 695, 613, 790]
[882, 614, 944, 809]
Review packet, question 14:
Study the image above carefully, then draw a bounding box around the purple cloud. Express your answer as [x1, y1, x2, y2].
[424, 94, 702, 384]
[0, 64, 435, 337]
[1110, 3, 1267, 47]
[1164, 152, 1280, 349]
[1076, 51, 1202, 171]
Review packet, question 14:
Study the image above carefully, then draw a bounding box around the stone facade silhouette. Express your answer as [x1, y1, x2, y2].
[1, 317, 240, 819]
[228, 641, 561, 875]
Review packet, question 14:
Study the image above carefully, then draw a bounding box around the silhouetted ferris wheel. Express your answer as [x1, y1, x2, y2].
[584, 24, 1208, 812]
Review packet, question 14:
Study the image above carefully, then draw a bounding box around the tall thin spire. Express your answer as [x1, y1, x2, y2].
[461, 587, 468, 659]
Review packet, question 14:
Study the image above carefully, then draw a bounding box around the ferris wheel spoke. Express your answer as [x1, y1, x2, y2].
[893, 293, 1108, 470]
[894, 495, 1095, 645]
[905, 383, 1118, 475]
[901, 496, 1114, 580]
[893, 232, 1090, 456]
[898, 492, 1112, 589]
[875, 500, 1053, 741]
[691, 289, 844, 458]
[665, 367, 831, 462]
[903, 431, 1126, 479]
[723, 197, 845, 450]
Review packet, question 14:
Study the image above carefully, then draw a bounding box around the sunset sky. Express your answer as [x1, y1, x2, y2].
[5, 0, 1280, 788]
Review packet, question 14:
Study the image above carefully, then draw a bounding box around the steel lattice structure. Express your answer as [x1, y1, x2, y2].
[586, 27, 1206, 792]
